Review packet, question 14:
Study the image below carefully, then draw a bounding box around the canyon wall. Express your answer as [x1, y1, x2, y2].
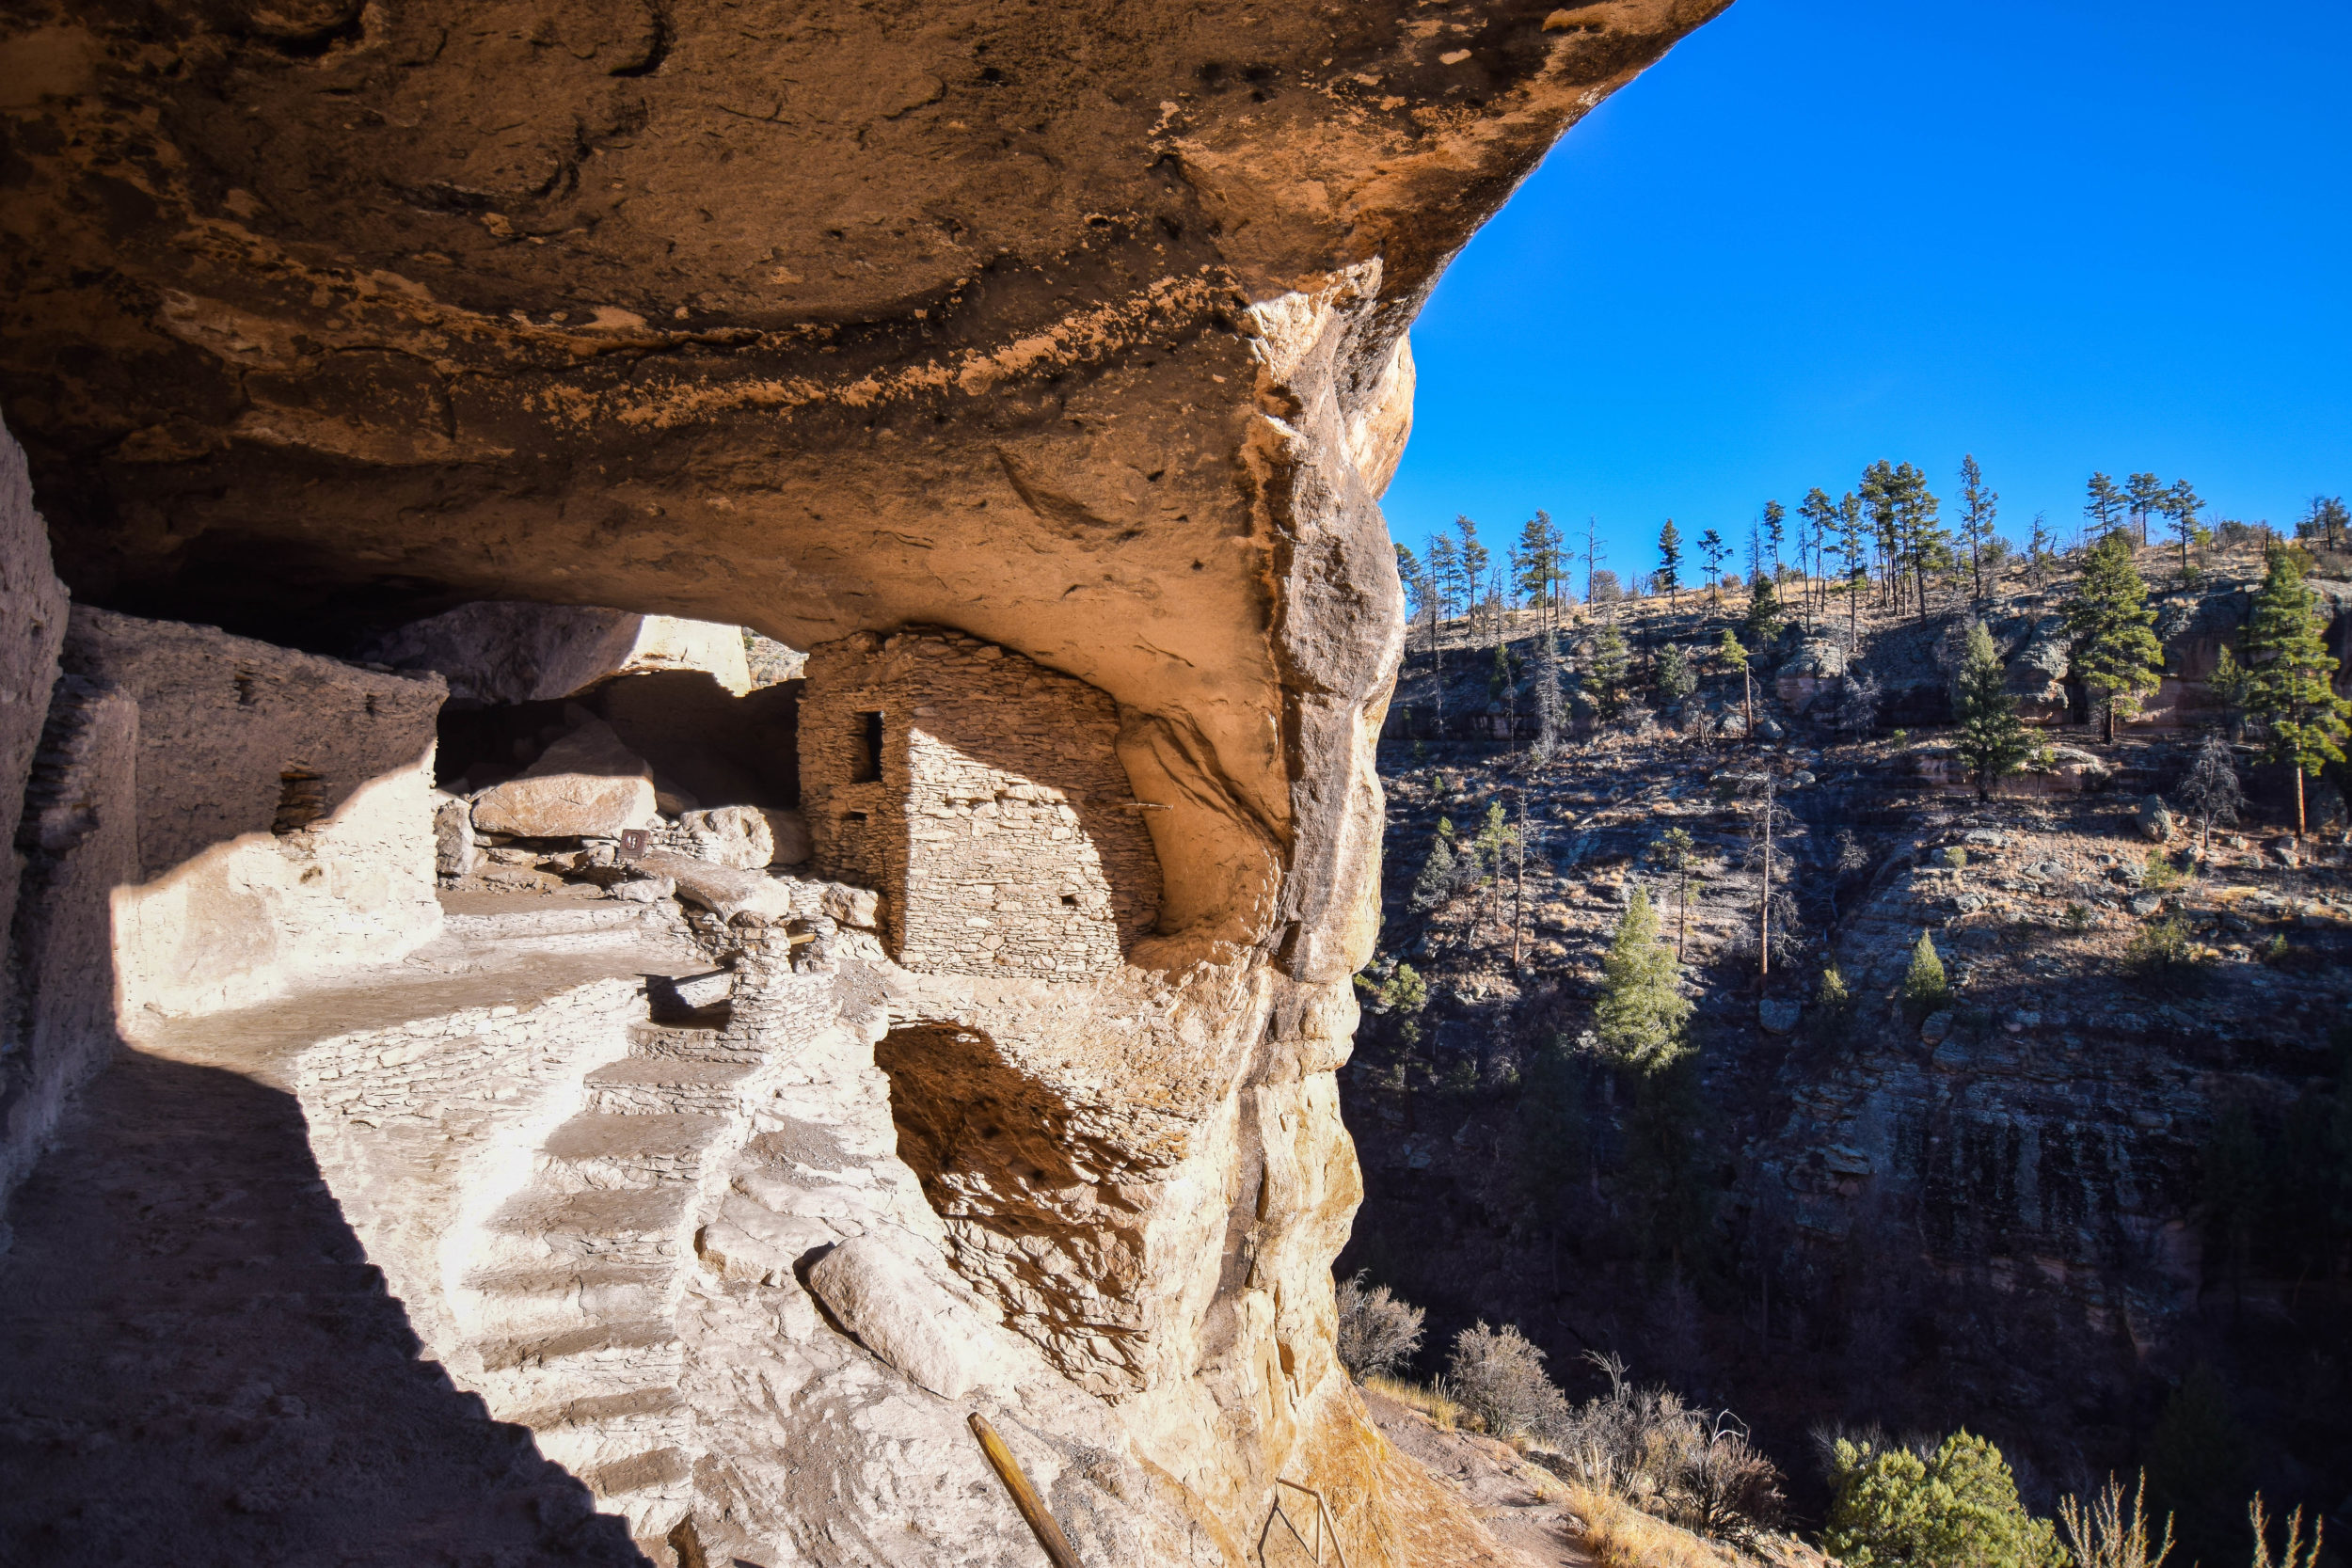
[0, 1, 1733, 1558]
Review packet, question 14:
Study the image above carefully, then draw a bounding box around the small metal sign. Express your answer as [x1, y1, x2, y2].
[618, 829, 650, 861]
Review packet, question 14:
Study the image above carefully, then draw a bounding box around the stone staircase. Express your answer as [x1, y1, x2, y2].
[453, 1006, 776, 1544]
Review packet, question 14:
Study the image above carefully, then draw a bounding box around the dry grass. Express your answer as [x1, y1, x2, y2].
[1364, 1373, 1464, 1431]
[1564, 1481, 1745, 1568]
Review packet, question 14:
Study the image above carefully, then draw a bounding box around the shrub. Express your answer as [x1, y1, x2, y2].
[1902, 929, 1950, 1017]
[2123, 914, 2201, 983]
[1943, 847, 1968, 870]
[2058, 1472, 2174, 1568]
[1334, 1272, 1424, 1381]
[1539, 1353, 1786, 1541]
[1445, 1321, 1572, 1438]
[1823, 1431, 2065, 1568]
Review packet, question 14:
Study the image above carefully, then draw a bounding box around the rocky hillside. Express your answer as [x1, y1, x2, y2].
[1340, 538, 2352, 1547]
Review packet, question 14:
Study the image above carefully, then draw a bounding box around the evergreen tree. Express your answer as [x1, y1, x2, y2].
[2241, 547, 2352, 835]
[1594, 887, 1691, 1072]
[1743, 572, 1784, 653]
[2064, 533, 2165, 742]
[1762, 498, 1787, 579]
[1838, 491, 1869, 638]
[1698, 529, 1728, 604]
[1517, 510, 1567, 635]
[1581, 514, 1606, 609]
[1904, 928, 1950, 1015]
[1454, 515, 1490, 648]
[1952, 620, 2029, 800]
[2086, 471, 2127, 542]
[1410, 817, 1459, 912]
[1654, 642, 1695, 707]
[1799, 487, 1840, 624]
[1862, 461, 1903, 609]
[1589, 621, 1630, 721]
[1958, 454, 1999, 602]
[1426, 533, 1461, 731]
[1718, 627, 1753, 739]
[2127, 471, 2168, 547]
[1893, 462, 1947, 617]
[2162, 478, 2204, 577]
[1656, 518, 1684, 608]
[1825, 1432, 2066, 1568]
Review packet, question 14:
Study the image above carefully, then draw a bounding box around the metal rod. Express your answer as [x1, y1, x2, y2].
[969, 1413, 1083, 1568]
[1275, 1480, 1353, 1568]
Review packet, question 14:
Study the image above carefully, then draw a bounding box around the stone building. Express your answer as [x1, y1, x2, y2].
[800, 630, 1160, 978]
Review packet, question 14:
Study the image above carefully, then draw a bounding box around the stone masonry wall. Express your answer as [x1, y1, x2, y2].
[64, 607, 452, 1018]
[0, 675, 138, 1213]
[801, 630, 1161, 978]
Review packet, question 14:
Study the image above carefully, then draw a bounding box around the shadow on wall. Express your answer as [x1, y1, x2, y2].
[0, 1045, 645, 1566]
[874, 1022, 1151, 1395]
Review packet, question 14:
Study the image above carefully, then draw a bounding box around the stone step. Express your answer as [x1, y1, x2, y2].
[437, 898, 684, 944]
[539, 1111, 727, 1189]
[470, 1319, 688, 1409]
[579, 1446, 694, 1538]
[513, 1386, 693, 1476]
[459, 1261, 675, 1336]
[483, 1184, 697, 1271]
[583, 1055, 761, 1117]
[627, 1021, 763, 1065]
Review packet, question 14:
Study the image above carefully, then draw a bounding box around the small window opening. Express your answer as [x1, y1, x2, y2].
[852, 710, 884, 783]
[233, 672, 258, 706]
[843, 810, 868, 825]
[1060, 894, 1079, 908]
[273, 768, 330, 834]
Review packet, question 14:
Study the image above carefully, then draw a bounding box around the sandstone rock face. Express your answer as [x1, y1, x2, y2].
[472, 721, 659, 839]
[364, 603, 755, 705]
[803, 1233, 1018, 1401]
[0, 2, 1734, 1560]
[0, 423, 66, 974]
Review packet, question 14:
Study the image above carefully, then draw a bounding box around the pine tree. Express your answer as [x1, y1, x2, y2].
[1581, 514, 1605, 610]
[1410, 817, 1459, 912]
[1952, 620, 2029, 800]
[1654, 642, 1695, 707]
[1517, 510, 1567, 636]
[1903, 928, 1949, 1015]
[1893, 462, 1947, 617]
[1697, 529, 1727, 605]
[2301, 494, 2349, 552]
[2241, 547, 2352, 836]
[2064, 532, 2165, 742]
[1718, 627, 1753, 740]
[1838, 491, 1869, 639]
[1594, 886, 1691, 1072]
[2162, 479, 2204, 577]
[1426, 533, 1460, 733]
[2127, 471, 2168, 547]
[1743, 572, 1783, 653]
[1861, 461, 1902, 609]
[1958, 454, 1999, 602]
[1762, 499, 1787, 580]
[1656, 519, 1684, 608]
[1589, 621, 1630, 721]
[2086, 472, 2127, 542]
[1454, 515, 1489, 648]
[1799, 487, 1839, 624]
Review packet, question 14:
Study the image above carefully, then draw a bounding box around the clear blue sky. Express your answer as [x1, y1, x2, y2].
[1382, 0, 2352, 583]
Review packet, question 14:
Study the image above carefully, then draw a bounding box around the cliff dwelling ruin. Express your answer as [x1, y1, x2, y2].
[0, 1, 1733, 1562]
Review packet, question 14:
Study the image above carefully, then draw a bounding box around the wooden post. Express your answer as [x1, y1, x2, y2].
[969, 1413, 1083, 1568]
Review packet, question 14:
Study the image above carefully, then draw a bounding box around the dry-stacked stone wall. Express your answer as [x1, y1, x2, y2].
[801, 630, 1160, 979]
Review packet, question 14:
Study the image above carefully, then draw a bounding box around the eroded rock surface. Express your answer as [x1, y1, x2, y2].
[0, 3, 1732, 1561]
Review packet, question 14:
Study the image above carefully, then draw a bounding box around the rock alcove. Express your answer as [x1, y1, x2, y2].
[0, 1, 1733, 1561]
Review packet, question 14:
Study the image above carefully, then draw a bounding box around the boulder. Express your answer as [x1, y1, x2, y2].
[607, 875, 675, 905]
[363, 602, 755, 704]
[1919, 1010, 1955, 1046]
[2003, 617, 2074, 724]
[821, 881, 882, 930]
[767, 808, 812, 867]
[471, 720, 658, 838]
[1758, 998, 1802, 1035]
[1774, 639, 1848, 711]
[679, 804, 811, 869]
[2136, 794, 2175, 843]
[433, 792, 477, 878]
[634, 849, 794, 922]
[803, 1234, 1011, 1400]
